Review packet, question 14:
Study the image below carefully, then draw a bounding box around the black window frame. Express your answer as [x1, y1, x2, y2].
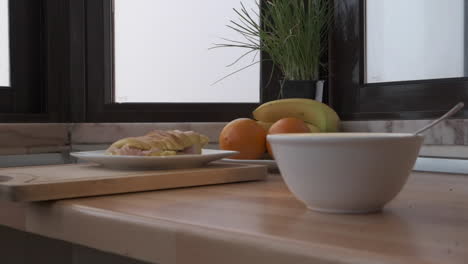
[0, 0, 68, 122]
[0, 0, 44, 119]
[330, 0, 468, 121]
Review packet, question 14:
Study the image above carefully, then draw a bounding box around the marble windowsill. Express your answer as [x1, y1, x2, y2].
[341, 119, 466, 145]
[1, 120, 468, 158]
[0, 124, 69, 155]
[71, 119, 468, 145]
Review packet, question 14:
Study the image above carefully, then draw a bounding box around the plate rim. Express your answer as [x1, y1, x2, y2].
[222, 158, 276, 164]
[70, 149, 239, 159]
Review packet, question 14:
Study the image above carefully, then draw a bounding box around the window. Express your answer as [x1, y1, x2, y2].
[0, 0, 267, 122]
[84, 0, 265, 122]
[0, 0, 9, 87]
[330, 0, 468, 120]
[5, 0, 466, 123]
[0, 0, 297, 122]
[113, 0, 260, 103]
[366, 0, 465, 83]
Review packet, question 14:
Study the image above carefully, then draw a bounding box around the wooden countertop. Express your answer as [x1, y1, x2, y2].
[2, 172, 468, 264]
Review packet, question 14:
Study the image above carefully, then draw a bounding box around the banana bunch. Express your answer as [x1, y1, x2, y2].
[253, 99, 340, 133]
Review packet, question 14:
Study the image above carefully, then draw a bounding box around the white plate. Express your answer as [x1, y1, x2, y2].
[71, 149, 238, 170]
[221, 158, 277, 170]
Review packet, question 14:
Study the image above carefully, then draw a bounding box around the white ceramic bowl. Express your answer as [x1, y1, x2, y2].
[267, 133, 424, 214]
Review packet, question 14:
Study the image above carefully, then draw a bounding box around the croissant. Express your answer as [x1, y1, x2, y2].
[106, 130, 209, 156]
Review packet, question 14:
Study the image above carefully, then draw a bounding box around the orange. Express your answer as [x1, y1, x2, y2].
[266, 117, 311, 158]
[219, 118, 267, 160]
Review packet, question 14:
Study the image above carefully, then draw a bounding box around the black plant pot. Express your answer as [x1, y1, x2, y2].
[280, 80, 318, 99]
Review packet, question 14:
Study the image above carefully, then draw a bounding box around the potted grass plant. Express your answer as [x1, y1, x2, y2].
[213, 0, 332, 100]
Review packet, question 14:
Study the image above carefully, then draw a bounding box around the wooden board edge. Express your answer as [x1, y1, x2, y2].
[5, 164, 268, 202]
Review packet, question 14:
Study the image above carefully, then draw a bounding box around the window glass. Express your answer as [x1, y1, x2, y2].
[366, 0, 465, 83]
[114, 0, 260, 103]
[0, 0, 9, 87]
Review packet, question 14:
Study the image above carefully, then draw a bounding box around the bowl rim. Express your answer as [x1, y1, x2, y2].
[267, 132, 424, 142]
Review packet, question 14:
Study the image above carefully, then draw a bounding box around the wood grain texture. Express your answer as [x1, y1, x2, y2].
[22, 172, 468, 264]
[0, 163, 267, 202]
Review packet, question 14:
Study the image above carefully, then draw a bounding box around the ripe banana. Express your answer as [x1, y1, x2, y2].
[253, 99, 340, 132]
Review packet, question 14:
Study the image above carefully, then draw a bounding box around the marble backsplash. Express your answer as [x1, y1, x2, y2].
[1, 120, 468, 157]
[0, 124, 69, 155]
[341, 119, 466, 145]
[71, 120, 468, 146]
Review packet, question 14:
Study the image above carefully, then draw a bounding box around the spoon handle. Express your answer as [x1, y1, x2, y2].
[414, 102, 465, 135]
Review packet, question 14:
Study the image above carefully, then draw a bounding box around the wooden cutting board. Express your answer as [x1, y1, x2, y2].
[0, 162, 267, 202]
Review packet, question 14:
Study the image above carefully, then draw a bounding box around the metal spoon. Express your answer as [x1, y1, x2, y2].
[413, 102, 465, 135]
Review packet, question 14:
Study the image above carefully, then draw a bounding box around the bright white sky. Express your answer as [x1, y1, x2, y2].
[366, 0, 464, 83]
[0, 0, 9, 87]
[114, 0, 260, 103]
